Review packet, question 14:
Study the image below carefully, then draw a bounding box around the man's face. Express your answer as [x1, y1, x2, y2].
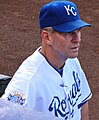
[49, 28, 81, 60]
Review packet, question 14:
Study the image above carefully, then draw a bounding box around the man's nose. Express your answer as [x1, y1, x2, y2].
[72, 32, 81, 43]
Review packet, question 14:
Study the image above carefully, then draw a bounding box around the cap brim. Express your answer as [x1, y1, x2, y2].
[53, 20, 91, 32]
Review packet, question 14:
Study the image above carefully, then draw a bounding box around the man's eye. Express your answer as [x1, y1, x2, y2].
[63, 33, 68, 36]
[67, 32, 73, 35]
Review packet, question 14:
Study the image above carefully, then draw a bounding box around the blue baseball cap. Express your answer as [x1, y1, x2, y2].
[39, 1, 91, 32]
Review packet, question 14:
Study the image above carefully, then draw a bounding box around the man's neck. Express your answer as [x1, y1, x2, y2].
[40, 47, 66, 70]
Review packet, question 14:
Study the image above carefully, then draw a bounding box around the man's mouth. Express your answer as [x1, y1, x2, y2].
[71, 46, 79, 51]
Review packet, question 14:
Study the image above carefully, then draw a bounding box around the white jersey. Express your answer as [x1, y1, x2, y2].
[2, 47, 92, 120]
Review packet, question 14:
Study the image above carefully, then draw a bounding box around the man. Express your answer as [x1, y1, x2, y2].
[2, 1, 92, 120]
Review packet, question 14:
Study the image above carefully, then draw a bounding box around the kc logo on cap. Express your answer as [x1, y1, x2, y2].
[64, 5, 77, 16]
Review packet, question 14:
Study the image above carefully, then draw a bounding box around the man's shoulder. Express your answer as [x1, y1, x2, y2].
[14, 48, 45, 79]
[23, 47, 44, 67]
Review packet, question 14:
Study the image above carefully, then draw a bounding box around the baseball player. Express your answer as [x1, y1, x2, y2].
[2, 1, 92, 120]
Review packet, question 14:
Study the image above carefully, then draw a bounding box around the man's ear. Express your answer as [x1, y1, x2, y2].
[41, 30, 52, 45]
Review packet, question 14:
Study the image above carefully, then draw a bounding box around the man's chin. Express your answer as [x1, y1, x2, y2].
[69, 53, 79, 59]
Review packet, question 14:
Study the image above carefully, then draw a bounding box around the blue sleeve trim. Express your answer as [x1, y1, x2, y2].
[78, 92, 92, 109]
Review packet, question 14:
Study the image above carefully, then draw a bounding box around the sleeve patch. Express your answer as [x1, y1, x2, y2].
[7, 92, 26, 105]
